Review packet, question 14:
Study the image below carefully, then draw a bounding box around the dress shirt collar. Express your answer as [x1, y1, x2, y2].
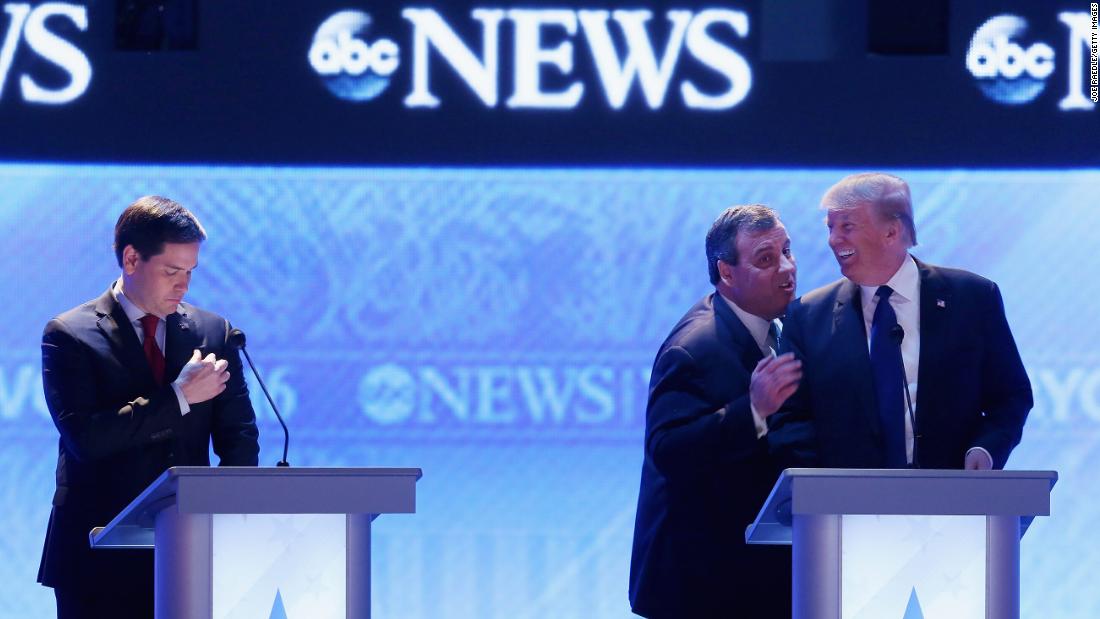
[717, 292, 775, 355]
[859, 254, 920, 310]
[112, 278, 151, 324]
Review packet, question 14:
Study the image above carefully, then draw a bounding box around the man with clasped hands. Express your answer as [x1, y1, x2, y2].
[37, 196, 259, 619]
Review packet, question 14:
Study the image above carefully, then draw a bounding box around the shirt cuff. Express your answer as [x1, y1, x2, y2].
[966, 446, 993, 469]
[749, 402, 768, 439]
[171, 382, 191, 416]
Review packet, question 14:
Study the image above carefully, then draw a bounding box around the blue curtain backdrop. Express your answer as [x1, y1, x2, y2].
[0, 165, 1096, 617]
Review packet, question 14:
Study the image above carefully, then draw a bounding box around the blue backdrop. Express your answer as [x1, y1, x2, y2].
[1, 165, 1097, 617]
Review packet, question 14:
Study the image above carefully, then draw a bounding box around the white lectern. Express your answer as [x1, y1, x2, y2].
[746, 468, 1056, 619]
[90, 466, 422, 619]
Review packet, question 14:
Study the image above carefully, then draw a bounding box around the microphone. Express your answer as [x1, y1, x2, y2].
[889, 324, 903, 347]
[890, 325, 919, 469]
[228, 328, 289, 467]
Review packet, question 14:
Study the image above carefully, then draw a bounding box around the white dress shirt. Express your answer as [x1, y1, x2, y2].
[859, 256, 991, 467]
[113, 280, 190, 415]
[719, 293, 780, 438]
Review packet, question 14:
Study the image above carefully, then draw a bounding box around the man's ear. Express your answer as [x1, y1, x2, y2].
[717, 259, 735, 285]
[882, 218, 903, 246]
[121, 245, 141, 274]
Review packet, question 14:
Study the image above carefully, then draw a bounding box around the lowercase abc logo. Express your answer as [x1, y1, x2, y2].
[308, 10, 399, 102]
[966, 15, 1055, 105]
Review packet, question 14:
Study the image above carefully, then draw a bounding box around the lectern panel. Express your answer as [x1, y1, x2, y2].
[840, 515, 986, 619]
[212, 514, 347, 619]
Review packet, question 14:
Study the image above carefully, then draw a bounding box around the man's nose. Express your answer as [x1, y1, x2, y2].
[779, 254, 796, 273]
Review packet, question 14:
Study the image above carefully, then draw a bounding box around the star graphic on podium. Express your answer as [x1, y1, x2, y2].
[902, 587, 924, 619]
[269, 589, 289, 619]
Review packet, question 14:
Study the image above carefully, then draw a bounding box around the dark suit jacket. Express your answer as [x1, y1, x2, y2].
[769, 259, 1032, 470]
[630, 293, 790, 618]
[38, 286, 260, 592]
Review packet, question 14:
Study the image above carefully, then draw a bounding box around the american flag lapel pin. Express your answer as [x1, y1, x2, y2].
[936, 299, 946, 308]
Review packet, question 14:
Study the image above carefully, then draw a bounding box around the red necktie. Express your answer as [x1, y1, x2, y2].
[139, 314, 166, 386]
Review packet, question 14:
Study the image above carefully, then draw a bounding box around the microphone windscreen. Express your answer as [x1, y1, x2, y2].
[227, 328, 247, 350]
[890, 324, 904, 345]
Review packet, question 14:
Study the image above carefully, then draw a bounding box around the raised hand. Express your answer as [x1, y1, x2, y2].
[750, 352, 802, 418]
[177, 349, 230, 405]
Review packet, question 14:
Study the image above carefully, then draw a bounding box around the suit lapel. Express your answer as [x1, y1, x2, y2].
[94, 287, 157, 388]
[165, 306, 200, 383]
[711, 292, 765, 372]
[833, 279, 881, 437]
[914, 259, 950, 423]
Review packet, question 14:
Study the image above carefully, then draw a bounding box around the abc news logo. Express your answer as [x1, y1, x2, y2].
[308, 11, 399, 102]
[310, 22, 398, 80]
[966, 12, 1095, 110]
[307, 7, 753, 110]
[0, 2, 91, 104]
[357, 363, 648, 431]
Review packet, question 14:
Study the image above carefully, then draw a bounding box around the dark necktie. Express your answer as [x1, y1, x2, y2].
[139, 314, 166, 387]
[869, 286, 907, 468]
[766, 321, 780, 357]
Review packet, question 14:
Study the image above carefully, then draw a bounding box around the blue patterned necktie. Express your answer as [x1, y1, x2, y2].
[869, 285, 907, 468]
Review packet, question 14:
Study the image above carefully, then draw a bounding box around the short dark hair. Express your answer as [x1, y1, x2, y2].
[705, 204, 779, 285]
[113, 196, 206, 267]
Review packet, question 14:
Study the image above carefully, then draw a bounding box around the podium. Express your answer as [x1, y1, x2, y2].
[746, 469, 1056, 619]
[90, 466, 422, 619]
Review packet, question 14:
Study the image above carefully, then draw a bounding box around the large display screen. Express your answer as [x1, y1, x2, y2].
[0, 165, 1096, 618]
[0, 0, 1096, 166]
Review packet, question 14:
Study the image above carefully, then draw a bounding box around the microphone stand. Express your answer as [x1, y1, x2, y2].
[230, 329, 289, 467]
[891, 325, 919, 469]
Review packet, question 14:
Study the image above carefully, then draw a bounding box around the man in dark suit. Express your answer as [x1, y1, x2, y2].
[630, 205, 802, 618]
[769, 173, 1032, 470]
[37, 196, 260, 618]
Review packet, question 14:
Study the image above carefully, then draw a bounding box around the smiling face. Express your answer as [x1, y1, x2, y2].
[717, 223, 797, 320]
[120, 242, 200, 318]
[826, 202, 907, 286]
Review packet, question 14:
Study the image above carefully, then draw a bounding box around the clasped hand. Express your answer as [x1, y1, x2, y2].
[750, 352, 802, 418]
[177, 349, 230, 404]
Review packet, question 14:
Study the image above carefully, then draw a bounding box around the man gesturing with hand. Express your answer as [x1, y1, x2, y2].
[178, 349, 232, 404]
[37, 196, 259, 619]
[751, 353, 803, 419]
[630, 205, 798, 619]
